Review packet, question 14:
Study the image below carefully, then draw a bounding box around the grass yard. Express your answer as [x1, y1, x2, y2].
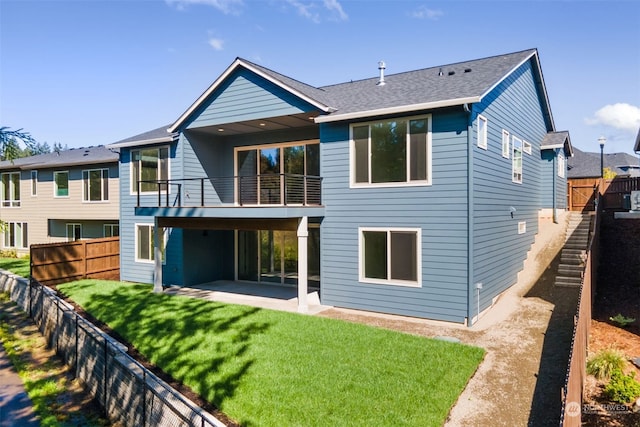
[58, 280, 485, 427]
[0, 256, 30, 278]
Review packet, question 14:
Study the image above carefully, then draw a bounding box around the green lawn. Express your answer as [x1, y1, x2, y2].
[0, 257, 30, 278]
[58, 280, 484, 427]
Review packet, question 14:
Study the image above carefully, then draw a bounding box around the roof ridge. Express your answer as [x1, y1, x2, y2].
[319, 48, 538, 89]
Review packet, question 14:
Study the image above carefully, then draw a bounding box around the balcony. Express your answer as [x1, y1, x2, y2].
[136, 174, 322, 208]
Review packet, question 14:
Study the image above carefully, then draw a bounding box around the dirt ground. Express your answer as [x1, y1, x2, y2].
[582, 210, 640, 427]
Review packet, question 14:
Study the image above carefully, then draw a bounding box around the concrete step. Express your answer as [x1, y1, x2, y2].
[555, 276, 583, 287]
[558, 265, 584, 277]
[564, 243, 589, 250]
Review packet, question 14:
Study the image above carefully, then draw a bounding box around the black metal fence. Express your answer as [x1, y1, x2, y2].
[136, 174, 322, 208]
[0, 274, 226, 427]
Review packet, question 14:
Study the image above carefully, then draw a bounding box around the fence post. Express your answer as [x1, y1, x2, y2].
[104, 337, 108, 410]
[75, 314, 79, 377]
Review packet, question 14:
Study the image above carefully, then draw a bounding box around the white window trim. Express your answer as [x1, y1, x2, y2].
[31, 170, 38, 196]
[134, 223, 167, 264]
[66, 223, 82, 241]
[518, 221, 527, 234]
[53, 170, 70, 198]
[349, 114, 432, 188]
[501, 130, 510, 159]
[477, 115, 488, 150]
[130, 145, 171, 195]
[358, 227, 422, 287]
[1, 172, 21, 208]
[512, 136, 523, 184]
[83, 168, 109, 202]
[523, 141, 532, 155]
[2, 221, 28, 249]
[558, 152, 566, 178]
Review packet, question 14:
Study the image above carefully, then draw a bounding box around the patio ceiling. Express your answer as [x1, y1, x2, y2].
[188, 112, 321, 136]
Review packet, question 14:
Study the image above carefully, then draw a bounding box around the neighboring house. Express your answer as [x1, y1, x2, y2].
[110, 48, 572, 325]
[634, 128, 640, 153]
[0, 146, 120, 256]
[568, 147, 640, 179]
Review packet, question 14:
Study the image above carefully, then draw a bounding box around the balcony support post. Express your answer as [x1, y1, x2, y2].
[297, 216, 309, 313]
[153, 217, 163, 293]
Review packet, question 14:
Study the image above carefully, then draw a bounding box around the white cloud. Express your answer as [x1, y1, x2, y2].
[585, 103, 640, 133]
[284, 0, 347, 23]
[324, 0, 348, 21]
[208, 38, 224, 50]
[411, 5, 444, 20]
[166, 0, 243, 14]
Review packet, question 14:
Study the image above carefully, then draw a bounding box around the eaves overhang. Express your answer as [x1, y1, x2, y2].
[314, 96, 479, 124]
[108, 135, 175, 149]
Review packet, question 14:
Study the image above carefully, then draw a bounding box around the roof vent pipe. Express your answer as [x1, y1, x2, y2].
[377, 61, 386, 86]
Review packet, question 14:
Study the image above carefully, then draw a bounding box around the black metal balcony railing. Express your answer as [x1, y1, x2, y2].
[136, 174, 322, 208]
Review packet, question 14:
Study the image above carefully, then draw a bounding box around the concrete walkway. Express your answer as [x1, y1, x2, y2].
[0, 344, 39, 427]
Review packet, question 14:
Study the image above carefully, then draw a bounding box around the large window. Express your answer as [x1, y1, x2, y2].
[1, 172, 20, 207]
[131, 147, 169, 193]
[359, 227, 421, 287]
[3, 222, 28, 249]
[135, 224, 166, 263]
[235, 141, 320, 205]
[352, 115, 431, 186]
[83, 168, 109, 201]
[66, 223, 82, 241]
[512, 136, 523, 184]
[54, 171, 69, 197]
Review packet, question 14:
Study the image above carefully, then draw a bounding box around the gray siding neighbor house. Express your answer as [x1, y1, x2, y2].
[0, 146, 120, 256]
[110, 48, 572, 325]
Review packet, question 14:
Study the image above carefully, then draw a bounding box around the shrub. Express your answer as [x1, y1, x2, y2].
[0, 249, 17, 258]
[610, 313, 636, 328]
[587, 349, 626, 380]
[605, 370, 640, 404]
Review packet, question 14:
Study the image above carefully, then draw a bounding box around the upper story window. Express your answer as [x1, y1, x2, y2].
[31, 171, 37, 196]
[477, 115, 488, 149]
[501, 130, 510, 158]
[351, 115, 431, 187]
[1, 172, 20, 207]
[83, 168, 109, 202]
[523, 141, 532, 155]
[54, 171, 69, 197]
[512, 136, 523, 184]
[558, 152, 566, 178]
[131, 146, 169, 193]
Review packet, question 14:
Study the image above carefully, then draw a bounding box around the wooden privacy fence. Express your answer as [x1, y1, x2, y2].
[30, 237, 120, 286]
[560, 195, 601, 426]
[568, 177, 640, 211]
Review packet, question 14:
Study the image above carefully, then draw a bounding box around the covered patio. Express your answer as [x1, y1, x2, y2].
[163, 280, 331, 315]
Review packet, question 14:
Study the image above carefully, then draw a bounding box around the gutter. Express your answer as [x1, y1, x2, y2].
[464, 103, 475, 326]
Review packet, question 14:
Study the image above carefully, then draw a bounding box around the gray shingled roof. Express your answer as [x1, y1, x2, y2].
[315, 49, 538, 118]
[110, 125, 174, 148]
[541, 131, 573, 156]
[635, 128, 640, 152]
[0, 145, 118, 171]
[568, 147, 640, 178]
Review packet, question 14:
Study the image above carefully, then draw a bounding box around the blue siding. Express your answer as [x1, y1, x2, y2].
[187, 69, 317, 130]
[319, 110, 470, 323]
[471, 59, 549, 317]
[182, 229, 234, 285]
[119, 144, 184, 286]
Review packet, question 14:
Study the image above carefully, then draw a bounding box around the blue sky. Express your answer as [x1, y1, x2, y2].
[1, 0, 639, 154]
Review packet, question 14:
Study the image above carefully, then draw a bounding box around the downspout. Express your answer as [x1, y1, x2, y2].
[552, 149, 557, 223]
[464, 103, 475, 326]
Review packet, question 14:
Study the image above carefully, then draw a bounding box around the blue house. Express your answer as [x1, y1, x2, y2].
[110, 48, 572, 325]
